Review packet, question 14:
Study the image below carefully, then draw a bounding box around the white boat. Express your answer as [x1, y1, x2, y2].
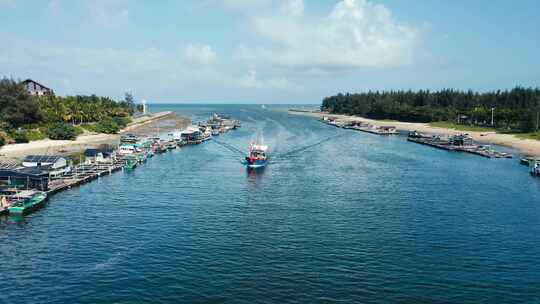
[118, 145, 137, 155]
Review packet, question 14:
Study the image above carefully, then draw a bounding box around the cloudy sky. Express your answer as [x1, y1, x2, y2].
[1, 0, 539, 103]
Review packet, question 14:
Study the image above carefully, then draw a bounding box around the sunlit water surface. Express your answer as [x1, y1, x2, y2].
[1, 104, 539, 303]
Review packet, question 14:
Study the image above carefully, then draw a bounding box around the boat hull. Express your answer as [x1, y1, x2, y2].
[245, 158, 268, 168]
[8, 194, 48, 216]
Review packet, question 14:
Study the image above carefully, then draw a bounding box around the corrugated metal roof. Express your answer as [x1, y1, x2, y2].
[23, 155, 65, 163]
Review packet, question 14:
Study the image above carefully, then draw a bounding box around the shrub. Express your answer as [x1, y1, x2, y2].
[0, 136, 4, 147]
[81, 123, 98, 133]
[112, 116, 131, 128]
[95, 118, 120, 134]
[11, 131, 29, 143]
[73, 126, 84, 137]
[26, 129, 47, 141]
[47, 123, 77, 140]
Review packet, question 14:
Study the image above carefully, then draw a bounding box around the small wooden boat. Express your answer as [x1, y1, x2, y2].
[8, 191, 48, 216]
[123, 158, 137, 170]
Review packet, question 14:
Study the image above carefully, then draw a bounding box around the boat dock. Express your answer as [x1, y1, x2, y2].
[322, 117, 399, 135]
[407, 134, 512, 159]
[46, 162, 124, 195]
[0, 115, 242, 217]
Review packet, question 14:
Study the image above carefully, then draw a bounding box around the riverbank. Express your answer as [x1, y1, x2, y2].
[289, 110, 540, 157]
[0, 111, 189, 160]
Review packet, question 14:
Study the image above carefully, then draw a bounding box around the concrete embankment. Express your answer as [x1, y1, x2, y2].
[289, 110, 540, 157]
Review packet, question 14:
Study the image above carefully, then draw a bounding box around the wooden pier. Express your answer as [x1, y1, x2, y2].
[47, 163, 124, 194]
[407, 137, 512, 158]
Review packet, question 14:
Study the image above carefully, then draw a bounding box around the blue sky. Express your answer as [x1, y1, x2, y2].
[1, 0, 539, 104]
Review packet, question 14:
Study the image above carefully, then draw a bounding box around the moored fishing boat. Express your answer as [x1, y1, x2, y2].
[123, 157, 138, 170]
[245, 142, 268, 169]
[530, 160, 540, 176]
[8, 191, 48, 216]
[166, 140, 177, 150]
[136, 153, 147, 164]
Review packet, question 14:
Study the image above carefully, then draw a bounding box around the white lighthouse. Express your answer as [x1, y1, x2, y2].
[142, 99, 148, 115]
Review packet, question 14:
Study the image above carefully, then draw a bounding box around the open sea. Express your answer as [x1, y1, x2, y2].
[1, 104, 540, 304]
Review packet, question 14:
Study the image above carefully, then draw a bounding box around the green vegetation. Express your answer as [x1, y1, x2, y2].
[26, 129, 47, 141]
[47, 123, 78, 140]
[0, 79, 41, 128]
[0, 77, 136, 144]
[322, 87, 540, 134]
[36, 94, 132, 125]
[0, 136, 4, 147]
[514, 132, 540, 141]
[428, 122, 496, 132]
[95, 118, 120, 134]
[11, 130, 29, 143]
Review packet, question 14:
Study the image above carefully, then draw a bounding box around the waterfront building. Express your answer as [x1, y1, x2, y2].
[84, 148, 117, 164]
[21, 79, 54, 96]
[22, 155, 70, 177]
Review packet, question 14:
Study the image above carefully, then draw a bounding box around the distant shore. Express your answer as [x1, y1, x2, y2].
[289, 110, 540, 157]
[0, 111, 189, 160]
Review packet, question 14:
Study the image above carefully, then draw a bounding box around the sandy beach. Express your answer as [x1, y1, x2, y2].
[0, 111, 190, 160]
[290, 110, 540, 157]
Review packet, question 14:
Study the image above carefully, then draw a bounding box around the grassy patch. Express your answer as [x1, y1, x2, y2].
[73, 126, 84, 137]
[26, 129, 47, 141]
[514, 132, 540, 141]
[429, 121, 496, 132]
[81, 123, 98, 133]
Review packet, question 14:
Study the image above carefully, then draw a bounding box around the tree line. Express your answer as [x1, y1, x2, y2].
[0, 78, 137, 144]
[321, 87, 540, 132]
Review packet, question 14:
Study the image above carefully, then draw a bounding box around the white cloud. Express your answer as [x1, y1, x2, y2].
[221, 0, 270, 10]
[83, 0, 130, 28]
[239, 0, 419, 70]
[238, 70, 300, 89]
[184, 44, 218, 66]
[281, 0, 303, 17]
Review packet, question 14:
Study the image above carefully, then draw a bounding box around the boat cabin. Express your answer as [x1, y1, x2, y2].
[120, 134, 139, 143]
[449, 134, 474, 146]
[181, 126, 203, 143]
[118, 145, 138, 155]
[84, 148, 116, 164]
[249, 144, 268, 158]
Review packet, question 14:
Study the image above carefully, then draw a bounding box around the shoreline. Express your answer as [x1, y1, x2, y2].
[289, 110, 540, 157]
[0, 111, 186, 160]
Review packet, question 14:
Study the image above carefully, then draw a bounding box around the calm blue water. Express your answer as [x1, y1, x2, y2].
[1, 104, 540, 304]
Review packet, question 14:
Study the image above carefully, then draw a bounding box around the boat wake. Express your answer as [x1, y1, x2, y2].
[212, 139, 246, 156]
[273, 133, 348, 160]
[212, 133, 348, 164]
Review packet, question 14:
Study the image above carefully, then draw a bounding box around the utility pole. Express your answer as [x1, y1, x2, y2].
[491, 107, 495, 126]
